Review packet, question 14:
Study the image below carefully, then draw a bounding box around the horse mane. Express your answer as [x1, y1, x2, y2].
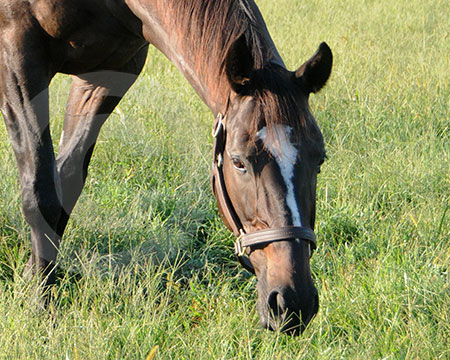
[169, 0, 310, 139]
[169, 0, 265, 71]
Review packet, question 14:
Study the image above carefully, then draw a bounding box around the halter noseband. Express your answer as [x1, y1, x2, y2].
[210, 111, 317, 274]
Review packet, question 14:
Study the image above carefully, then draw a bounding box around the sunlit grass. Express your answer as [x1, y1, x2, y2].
[0, 0, 449, 358]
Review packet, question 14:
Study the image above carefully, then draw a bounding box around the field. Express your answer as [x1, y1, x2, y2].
[0, 0, 449, 358]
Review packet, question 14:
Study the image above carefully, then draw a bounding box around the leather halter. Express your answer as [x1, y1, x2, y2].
[210, 110, 317, 274]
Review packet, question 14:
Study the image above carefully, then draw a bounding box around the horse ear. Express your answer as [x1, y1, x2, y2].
[295, 42, 332, 94]
[225, 34, 254, 93]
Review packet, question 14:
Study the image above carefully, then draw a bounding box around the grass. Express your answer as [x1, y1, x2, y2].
[0, 0, 449, 358]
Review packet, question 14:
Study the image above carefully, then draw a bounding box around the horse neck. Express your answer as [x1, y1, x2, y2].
[125, 0, 284, 115]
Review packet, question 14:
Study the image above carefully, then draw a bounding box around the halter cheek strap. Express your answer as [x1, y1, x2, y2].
[210, 112, 317, 274]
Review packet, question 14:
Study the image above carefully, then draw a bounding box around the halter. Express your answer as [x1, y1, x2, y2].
[210, 108, 317, 274]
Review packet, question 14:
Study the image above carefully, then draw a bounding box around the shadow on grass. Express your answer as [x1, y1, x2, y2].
[0, 212, 253, 315]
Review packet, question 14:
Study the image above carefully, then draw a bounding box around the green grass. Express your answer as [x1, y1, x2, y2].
[0, 0, 449, 358]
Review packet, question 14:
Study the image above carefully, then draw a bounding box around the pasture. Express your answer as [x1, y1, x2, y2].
[0, 0, 448, 358]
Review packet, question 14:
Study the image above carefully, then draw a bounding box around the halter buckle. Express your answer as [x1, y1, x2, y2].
[212, 113, 224, 138]
[217, 153, 223, 167]
[234, 230, 246, 256]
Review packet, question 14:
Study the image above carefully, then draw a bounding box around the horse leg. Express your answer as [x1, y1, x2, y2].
[55, 46, 148, 237]
[0, 30, 59, 286]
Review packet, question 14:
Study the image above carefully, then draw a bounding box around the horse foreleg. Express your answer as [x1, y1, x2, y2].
[0, 30, 59, 286]
[55, 47, 148, 236]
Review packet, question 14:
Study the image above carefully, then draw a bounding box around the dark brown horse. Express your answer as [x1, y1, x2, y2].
[0, 0, 332, 334]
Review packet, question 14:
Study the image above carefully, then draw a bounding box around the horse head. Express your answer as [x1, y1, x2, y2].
[212, 37, 332, 334]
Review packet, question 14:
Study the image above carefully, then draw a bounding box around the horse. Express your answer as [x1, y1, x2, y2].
[0, 0, 332, 334]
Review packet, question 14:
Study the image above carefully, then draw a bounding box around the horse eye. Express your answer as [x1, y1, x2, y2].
[232, 158, 247, 173]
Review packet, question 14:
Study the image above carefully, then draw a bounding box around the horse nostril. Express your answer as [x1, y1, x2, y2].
[267, 289, 285, 318]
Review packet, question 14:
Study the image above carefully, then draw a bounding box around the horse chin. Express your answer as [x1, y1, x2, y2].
[257, 302, 304, 336]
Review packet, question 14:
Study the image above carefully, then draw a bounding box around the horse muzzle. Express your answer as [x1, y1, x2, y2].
[259, 285, 319, 335]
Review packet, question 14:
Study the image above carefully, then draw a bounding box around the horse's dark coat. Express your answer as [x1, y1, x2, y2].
[0, 0, 332, 334]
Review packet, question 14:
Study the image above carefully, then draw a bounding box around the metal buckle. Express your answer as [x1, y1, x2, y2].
[234, 230, 246, 256]
[217, 153, 223, 167]
[212, 113, 224, 138]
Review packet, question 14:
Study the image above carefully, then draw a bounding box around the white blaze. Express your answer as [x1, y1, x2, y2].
[257, 125, 302, 227]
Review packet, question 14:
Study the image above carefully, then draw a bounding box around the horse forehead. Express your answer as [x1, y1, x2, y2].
[257, 124, 303, 227]
[257, 125, 298, 162]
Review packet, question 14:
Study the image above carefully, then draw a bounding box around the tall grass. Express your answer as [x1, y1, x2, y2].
[0, 0, 448, 358]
